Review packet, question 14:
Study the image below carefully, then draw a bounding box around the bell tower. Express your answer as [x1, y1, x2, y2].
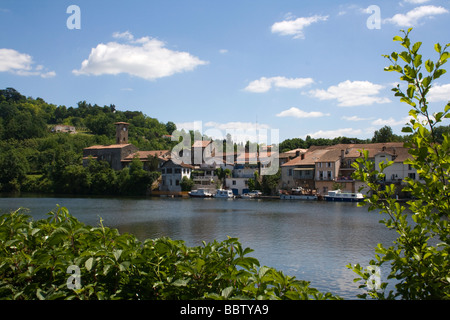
[115, 122, 129, 144]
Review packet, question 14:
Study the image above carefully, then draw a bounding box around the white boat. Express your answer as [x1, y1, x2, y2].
[241, 190, 262, 199]
[188, 188, 213, 198]
[280, 194, 317, 200]
[214, 189, 235, 198]
[324, 190, 364, 202]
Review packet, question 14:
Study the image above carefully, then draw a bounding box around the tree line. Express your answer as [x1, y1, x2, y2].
[0, 88, 175, 194]
[1, 87, 449, 196]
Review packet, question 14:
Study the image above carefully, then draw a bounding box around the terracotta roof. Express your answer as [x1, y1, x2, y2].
[122, 150, 170, 161]
[282, 142, 409, 167]
[192, 140, 212, 148]
[84, 144, 133, 150]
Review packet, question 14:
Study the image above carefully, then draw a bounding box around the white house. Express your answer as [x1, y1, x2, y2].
[374, 147, 421, 184]
[159, 159, 194, 192]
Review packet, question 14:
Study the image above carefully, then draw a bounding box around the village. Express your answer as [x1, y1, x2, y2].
[81, 122, 421, 200]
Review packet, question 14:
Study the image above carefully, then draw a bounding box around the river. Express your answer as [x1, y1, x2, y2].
[0, 194, 398, 299]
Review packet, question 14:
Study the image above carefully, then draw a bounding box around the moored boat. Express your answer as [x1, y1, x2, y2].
[280, 194, 318, 200]
[214, 189, 235, 198]
[280, 187, 317, 200]
[188, 188, 213, 198]
[324, 190, 364, 202]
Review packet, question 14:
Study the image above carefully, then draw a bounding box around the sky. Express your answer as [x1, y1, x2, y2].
[1, 0, 449, 144]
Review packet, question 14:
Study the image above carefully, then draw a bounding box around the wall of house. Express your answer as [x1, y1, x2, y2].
[225, 177, 250, 195]
[83, 144, 138, 170]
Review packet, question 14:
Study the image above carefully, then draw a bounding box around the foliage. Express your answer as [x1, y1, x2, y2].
[0, 89, 176, 195]
[0, 206, 339, 300]
[348, 29, 450, 300]
[372, 125, 404, 143]
[260, 169, 281, 196]
[214, 167, 231, 189]
[180, 176, 194, 192]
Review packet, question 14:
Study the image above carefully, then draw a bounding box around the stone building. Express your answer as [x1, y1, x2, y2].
[82, 122, 138, 170]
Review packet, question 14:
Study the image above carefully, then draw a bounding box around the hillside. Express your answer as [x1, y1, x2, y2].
[1, 87, 448, 195]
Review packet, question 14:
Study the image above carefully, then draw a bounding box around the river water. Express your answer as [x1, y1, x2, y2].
[0, 194, 398, 299]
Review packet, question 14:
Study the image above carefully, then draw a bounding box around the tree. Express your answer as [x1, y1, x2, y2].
[165, 121, 177, 135]
[180, 176, 194, 191]
[372, 125, 394, 143]
[348, 29, 450, 299]
[214, 167, 231, 189]
[0, 148, 29, 192]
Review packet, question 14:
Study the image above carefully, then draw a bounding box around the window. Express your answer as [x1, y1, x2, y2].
[167, 168, 173, 174]
[288, 169, 293, 176]
[232, 180, 236, 185]
[408, 173, 416, 180]
[175, 168, 181, 174]
[327, 171, 332, 180]
[176, 180, 180, 186]
[161, 168, 166, 174]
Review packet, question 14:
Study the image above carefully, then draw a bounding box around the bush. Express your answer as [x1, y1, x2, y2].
[0, 206, 339, 300]
[348, 29, 450, 300]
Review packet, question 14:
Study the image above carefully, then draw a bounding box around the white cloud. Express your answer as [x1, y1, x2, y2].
[309, 80, 391, 107]
[244, 76, 314, 93]
[385, 5, 448, 27]
[219, 49, 228, 54]
[342, 115, 373, 121]
[73, 32, 208, 80]
[371, 117, 409, 127]
[428, 83, 450, 102]
[306, 128, 363, 139]
[276, 107, 330, 118]
[112, 31, 134, 41]
[204, 121, 270, 131]
[271, 15, 328, 39]
[174, 121, 273, 143]
[0, 48, 55, 78]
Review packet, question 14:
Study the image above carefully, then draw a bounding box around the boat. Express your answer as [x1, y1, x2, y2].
[280, 187, 318, 200]
[280, 194, 318, 200]
[324, 190, 364, 202]
[214, 189, 235, 198]
[188, 188, 213, 198]
[241, 190, 262, 199]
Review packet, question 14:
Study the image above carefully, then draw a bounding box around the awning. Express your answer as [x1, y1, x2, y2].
[293, 168, 314, 171]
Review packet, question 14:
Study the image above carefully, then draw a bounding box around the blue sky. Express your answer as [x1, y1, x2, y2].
[1, 0, 449, 143]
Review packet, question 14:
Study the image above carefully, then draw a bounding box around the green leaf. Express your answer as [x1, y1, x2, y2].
[221, 286, 233, 298]
[435, 43, 442, 54]
[433, 68, 447, 79]
[172, 279, 189, 287]
[113, 249, 123, 261]
[413, 54, 422, 68]
[399, 51, 411, 63]
[85, 257, 94, 271]
[393, 35, 403, 42]
[412, 41, 422, 53]
[425, 60, 434, 73]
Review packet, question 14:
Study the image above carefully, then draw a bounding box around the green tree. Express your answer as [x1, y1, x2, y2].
[261, 169, 280, 195]
[214, 167, 231, 189]
[348, 29, 450, 299]
[180, 176, 194, 191]
[0, 148, 30, 192]
[372, 125, 395, 143]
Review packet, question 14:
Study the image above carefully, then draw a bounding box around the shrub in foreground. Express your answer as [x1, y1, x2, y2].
[0, 206, 338, 300]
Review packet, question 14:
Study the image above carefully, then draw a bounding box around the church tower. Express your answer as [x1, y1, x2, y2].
[115, 122, 129, 144]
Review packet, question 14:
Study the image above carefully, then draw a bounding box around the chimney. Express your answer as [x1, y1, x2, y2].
[115, 122, 129, 144]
